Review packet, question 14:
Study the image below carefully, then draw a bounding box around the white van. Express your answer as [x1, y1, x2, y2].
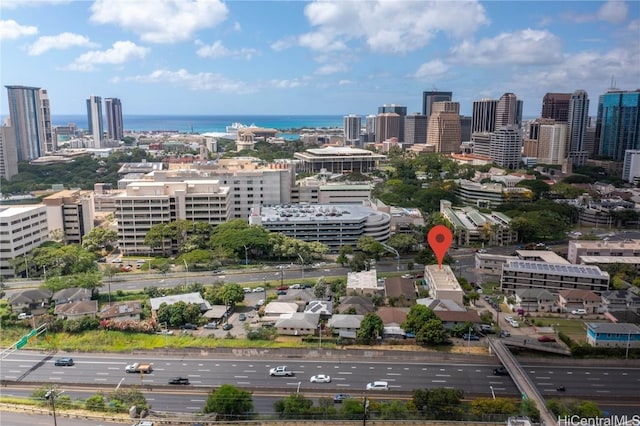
[571, 308, 587, 315]
[366, 381, 389, 391]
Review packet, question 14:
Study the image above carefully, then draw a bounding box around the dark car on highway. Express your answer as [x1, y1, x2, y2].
[493, 367, 509, 376]
[333, 393, 352, 403]
[54, 357, 74, 366]
[168, 377, 190, 385]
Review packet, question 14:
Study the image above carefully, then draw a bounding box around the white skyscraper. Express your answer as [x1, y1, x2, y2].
[343, 114, 361, 146]
[490, 125, 522, 169]
[86, 95, 104, 148]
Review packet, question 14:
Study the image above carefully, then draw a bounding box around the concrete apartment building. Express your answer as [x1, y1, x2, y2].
[454, 179, 533, 209]
[500, 260, 610, 294]
[43, 189, 95, 245]
[114, 180, 231, 255]
[476, 249, 569, 276]
[567, 239, 640, 264]
[249, 203, 391, 252]
[0, 205, 49, 278]
[423, 264, 464, 306]
[294, 146, 386, 174]
[439, 199, 517, 246]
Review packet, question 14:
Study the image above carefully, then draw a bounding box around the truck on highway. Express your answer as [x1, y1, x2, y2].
[125, 362, 153, 374]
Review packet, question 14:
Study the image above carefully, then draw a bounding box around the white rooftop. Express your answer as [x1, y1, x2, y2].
[504, 260, 609, 279]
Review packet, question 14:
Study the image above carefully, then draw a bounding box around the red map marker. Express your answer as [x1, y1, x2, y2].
[427, 225, 453, 269]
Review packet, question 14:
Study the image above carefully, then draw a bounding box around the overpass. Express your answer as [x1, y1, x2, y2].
[500, 337, 571, 356]
[489, 339, 558, 426]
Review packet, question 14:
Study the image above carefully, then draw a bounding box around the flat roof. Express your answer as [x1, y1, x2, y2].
[579, 256, 640, 265]
[424, 264, 462, 291]
[516, 250, 570, 264]
[0, 204, 45, 218]
[260, 204, 385, 223]
[570, 239, 640, 250]
[587, 322, 640, 334]
[504, 260, 609, 279]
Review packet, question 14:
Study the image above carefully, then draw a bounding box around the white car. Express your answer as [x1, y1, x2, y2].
[504, 315, 514, 322]
[571, 309, 587, 315]
[253, 287, 265, 293]
[366, 381, 389, 391]
[310, 374, 331, 383]
[290, 284, 301, 289]
[269, 366, 294, 377]
[509, 320, 520, 328]
[243, 287, 252, 293]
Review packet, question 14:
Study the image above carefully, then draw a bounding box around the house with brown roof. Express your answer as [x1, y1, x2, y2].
[99, 301, 142, 322]
[558, 289, 602, 314]
[434, 310, 481, 331]
[338, 295, 375, 315]
[384, 277, 417, 307]
[53, 288, 92, 305]
[275, 312, 320, 336]
[515, 289, 558, 313]
[54, 300, 98, 320]
[376, 307, 409, 326]
[8, 289, 52, 315]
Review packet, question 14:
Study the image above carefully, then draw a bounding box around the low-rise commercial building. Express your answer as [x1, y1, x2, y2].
[568, 239, 640, 264]
[500, 260, 610, 294]
[423, 264, 464, 306]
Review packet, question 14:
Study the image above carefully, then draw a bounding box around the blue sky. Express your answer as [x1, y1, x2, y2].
[1, 0, 638, 117]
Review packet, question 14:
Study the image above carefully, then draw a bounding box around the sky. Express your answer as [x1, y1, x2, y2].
[1, 0, 639, 117]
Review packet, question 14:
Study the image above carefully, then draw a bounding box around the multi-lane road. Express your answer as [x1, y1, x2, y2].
[1, 351, 639, 415]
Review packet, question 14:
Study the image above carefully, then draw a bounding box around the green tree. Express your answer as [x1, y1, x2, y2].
[516, 179, 550, 200]
[210, 219, 271, 261]
[85, 392, 106, 411]
[274, 394, 314, 419]
[219, 283, 246, 306]
[521, 398, 540, 422]
[357, 235, 385, 260]
[387, 233, 418, 254]
[107, 387, 149, 412]
[340, 398, 365, 420]
[82, 227, 118, 252]
[144, 222, 172, 255]
[202, 384, 253, 420]
[314, 277, 327, 298]
[416, 318, 448, 345]
[357, 313, 383, 344]
[402, 305, 436, 334]
[413, 388, 464, 420]
[470, 397, 517, 419]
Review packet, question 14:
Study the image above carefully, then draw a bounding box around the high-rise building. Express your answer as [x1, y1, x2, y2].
[365, 115, 376, 143]
[86, 95, 104, 148]
[376, 113, 400, 143]
[39, 89, 54, 153]
[460, 116, 472, 142]
[596, 90, 640, 162]
[427, 102, 461, 154]
[538, 123, 567, 165]
[622, 150, 640, 183]
[422, 91, 452, 118]
[541, 93, 571, 122]
[105, 97, 124, 141]
[5, 85, 49, 161]
[0, 125, 18, 180]
[490, 125, 522, 169]
[471, 99, 498, 133]
[404, 113, 429, 145]
[496, 92, 523, 129]
[343, 114, 361, 146]
[378, 104, 406, 141]
[567, 90, 590, 166]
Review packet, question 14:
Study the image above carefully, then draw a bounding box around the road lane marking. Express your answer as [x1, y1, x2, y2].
[243, 370, 256, 373]
[198, 369, 211, 372]
[187, 407, 200, 410]
[188, 375, 201, 378]
[48, 377, 61, 380]
[191, 399, 205, 402]
[536, 376, 550, 379]
[96, 372, 109, 375]
[386, 373, 401, 376]
[538, 383, 553, 386]
[435, 374, 450, 377]
[338, 372, 352, 375]
[595, 390, 611, 393]
[336, 384, 351, 387]
[237, 382, 250, 385]
[234, 375, 248, 378]
[94, 378, 107, 381]
[432, 380, 447, 383]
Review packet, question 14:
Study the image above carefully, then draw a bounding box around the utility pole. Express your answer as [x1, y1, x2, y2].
[44, 387, 59, 426]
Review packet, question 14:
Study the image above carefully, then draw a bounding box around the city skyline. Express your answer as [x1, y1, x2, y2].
[1, 0, 639, 116]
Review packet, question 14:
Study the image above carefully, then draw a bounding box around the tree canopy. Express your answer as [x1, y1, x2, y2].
[203, 384, 253, 420]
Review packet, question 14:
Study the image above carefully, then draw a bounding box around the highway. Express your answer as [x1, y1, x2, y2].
[2, 352, 639, 412]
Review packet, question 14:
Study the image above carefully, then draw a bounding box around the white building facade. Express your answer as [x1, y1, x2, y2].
[0, 205, 49, 278]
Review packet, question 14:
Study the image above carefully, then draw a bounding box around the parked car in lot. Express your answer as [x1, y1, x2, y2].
[504, 315, 513, 322]
[276, 290, 287, 296]
[508, 320, 520, 328]
[54, 357, 74, 366]
[238, 314, 246, 321]
[479, 324, 495, 334]
[493, 366, 509, 376]
[571, 309, 587, 315]
[537, 335, 557, 343]
[290, 284, 301, 289]
[253, 287, 265, 293]
[333, 393, 351, 403]
[168, 377, 190, 385]
[18, 313, 33, 320]
[310, 374, 331, 383]
[269, 366, 294, 377]
[203, 322, 218, 329]
[462, 333, 480, 341]
[276, 285, 289, 291]
[222, 323, 233, 331]
[366, 381, 389, 391]
[243, 287, 252, 293]
[181, 323, 198, 330]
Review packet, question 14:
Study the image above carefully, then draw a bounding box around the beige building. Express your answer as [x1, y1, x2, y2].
[567, 239, 640, 264]
[424, 264, 464, 306]
[0, 205, 49, 278]
[427, 102, 461, 154]
[43, 189, 95, 245]
[347, 269, 384, 295]
[293, 146, 386, 174]
[114, 180, 230, 255]
[376, 113, 400, 142]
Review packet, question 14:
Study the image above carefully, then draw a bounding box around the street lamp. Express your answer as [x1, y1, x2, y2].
[318, 323, 322, 349]
[490, 385, 495, 399]
[297, 253, 305, 280]
[467, 326, 472, 353]
[183, 259, 188, 287]
[44, 387, 60, 426]
[243, 245, 249, 266]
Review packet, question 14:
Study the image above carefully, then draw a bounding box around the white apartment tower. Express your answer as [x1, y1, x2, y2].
[567, 89, 590, 166]
[490, 125, 522, 169]
[86, 95, 104, 148]
[343, 114, 361, 146]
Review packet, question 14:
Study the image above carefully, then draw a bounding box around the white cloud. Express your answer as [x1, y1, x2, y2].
[315, 62, 349, 75]
[89, 0, 228, 44]
[126, 68, 251, 93]
[338, 80, 352, 85]
[269, 79, 307, 89]
[196, 40, 258, 60]
[28, 32, 97, 55]
[0, 20, 38, 41]
[300, 0, 489, 54]
[270, 37, 296, 52]
[451, 29, 562, 66]
[413, 59, 449, 79]
[597, 0, 628, 24]
[0, 0, 72, 10]
[67, 41, 149, 71]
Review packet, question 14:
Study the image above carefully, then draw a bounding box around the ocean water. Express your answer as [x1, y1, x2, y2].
[51, 114, 346, 133]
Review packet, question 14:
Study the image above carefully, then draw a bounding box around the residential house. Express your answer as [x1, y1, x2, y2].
[304, 300, 333, 320]
[586, 322, 640, 348]
[601, 290, 640, 313]
[276, 289, 316, 306]
[434, 310, 481, 331]
[338, 295, 375, 315]
[53, 288, 92, 305]
[262, 302, 299, 323]
[203, 305, 232, 323]
[328, 314, 364, 339]
[54, 300, 98, 320]
[275, 312, 320, 336]
[417, 298, 466, 312]
[384, 277, 417, 307]
[376, 307, 409, 339]
[99, 301, 142, 322]
[515, 289, 558, 313]
[148, 292, 211, 318]
[8, 289, 52, 315]
[558, 289, 601, 314]
[346, 269, 384, 295]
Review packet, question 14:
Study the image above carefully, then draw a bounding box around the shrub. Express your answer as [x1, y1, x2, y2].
[85, 393, 106, 411]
